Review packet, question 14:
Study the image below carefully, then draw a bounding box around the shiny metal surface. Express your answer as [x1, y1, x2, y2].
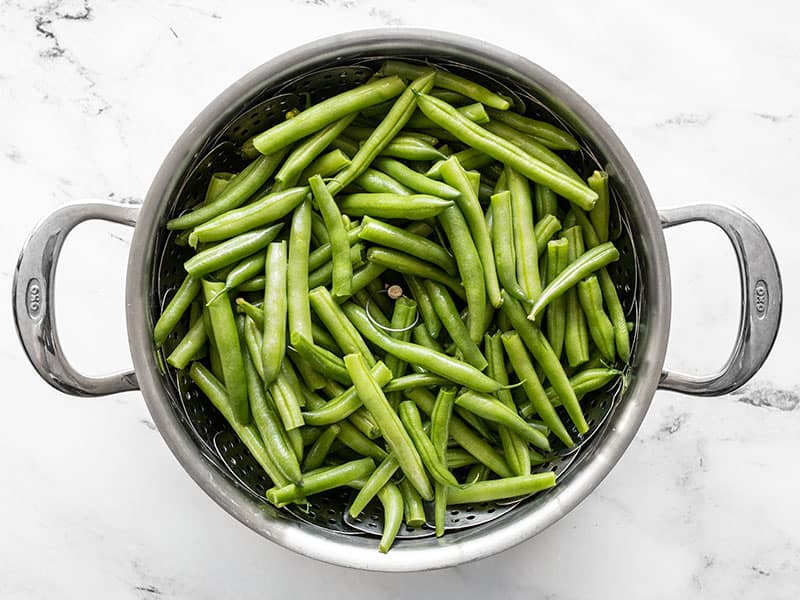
[12, 201, 140, 396]
[658, 204, 782, 395]
[13, 29, 782, 571]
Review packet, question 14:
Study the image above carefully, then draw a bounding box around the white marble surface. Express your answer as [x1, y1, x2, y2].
[2, 0, 799, 597]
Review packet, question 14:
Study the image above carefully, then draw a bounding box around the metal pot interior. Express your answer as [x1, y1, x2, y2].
[131, 31, 668, 570]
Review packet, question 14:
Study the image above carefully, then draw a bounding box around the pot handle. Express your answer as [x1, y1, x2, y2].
[12, 201, 141, 396]
[658, 203, 781, 395]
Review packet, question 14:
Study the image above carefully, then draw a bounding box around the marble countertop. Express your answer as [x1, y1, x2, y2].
[2, 0, 798, 597]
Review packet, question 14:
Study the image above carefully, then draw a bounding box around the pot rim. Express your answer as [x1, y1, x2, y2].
[126, 28, 671, 571]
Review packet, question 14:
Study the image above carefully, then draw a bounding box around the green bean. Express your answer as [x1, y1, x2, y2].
[377, 136, 445, 161]
[253, 76, 406, 156]
[214, 250, 267, 294]
[398, 401, 458, 486]
[411, 323, 444, 356]
[189, 362, 289, 487]
[326, 72, 435, 195]
[372, 157, 459, 199]
[343, 302, 504, 393]
[358, 217, 457, 275]
[188, 186, 309, 245]
[404, 275, 442, 338]
[154, 274, 201, 347]
[266, 457, 376, 507]
[490, 191, 529, 302]
[347, 126, 438, 146]
[301, 388, 387, 460]
[438, 204, 486, 343]
[430, 89, 472, 105]
[344, 353, 433, 500]
[501, 294, 588, 435]
[483, 120, 582, 183]
[455, 390, 550, 451]
[383, 373, 449, 393]
[348, 407, 383, 440]
[349, 453, 400, 518]
[571, 209, 631, 363]
[274, 114, 358, 189]
[506, 167, 543, 301]
[384, 296, 418, 410]
[447, 473, 556, 504]
[260, 241, 287, 384]
[486, 333, 530, 477]
[354, 168, 413, 195]
[526, 367, 622, 414]
[545, 238, 569, 359]
[202, 281, 249, 424]
[588, 171, 610, 243]
[405, 387, 512, 478]
[440, 157, 502, 308]
[580, 278, 616, 362]
[296, 148, 350, 183]
[560, 227, 590, 367]
[306, 225, 363, 272]
[423, 280, 487, 370]
[301, 424, 340, 471]
[291, 334, 351, 385]
[205, 172, 235, 203]
[464, 464, 490, 484]
[485, 108, 579, 151]
[415, 93, 598, 209]
[309, 286, 376, 365]
[534, 183, 559, 221]
[167, 151, 288, 230]
[205, 312, 224, 383]
[309, 211, 330, 246]
[244, 347, 302, 485]
[301, 362, 392, 426]
[339, 193, 453, 220]
[329, 135, 359, 158]
[398, 478, 426, 528]
[307, 243, 364, 290]
[287, 347, 326, 390]
[287, 200, 313, 346]
[309, 175, 352, 297]
[333, 263, 388, 302]
[431, 387, 456, 536]
[527, 241, 620, 321]
[376, 482, 403, 553]
[269, 361, 306, 431]
[185, 227, 281, 280]
[406, 101, 490, 130]
[381, 60, 511, 110]
[366, 247, 466, 300]
[166, 314, 207, 369]
[243, 314, 265, 379]
[426, 147, 494, 179]
[446, 448, 478, 468]
[534, 214, 563, 256]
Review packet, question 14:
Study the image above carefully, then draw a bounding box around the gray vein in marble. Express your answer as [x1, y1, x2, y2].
[754, 112, 794, 122]
[27, 0, 110, 115]
[6, 147, 22, 163]
[654, 411, 688, 439]
[167, 2, 222, 19]
[731, 381, 799, 411]
[140, 419, 156, 431]
[654, 113, 712, 128]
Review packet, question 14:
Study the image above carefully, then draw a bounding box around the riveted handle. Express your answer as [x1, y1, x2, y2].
[658, 203, 782, 395]
[12, 201, 141, 396]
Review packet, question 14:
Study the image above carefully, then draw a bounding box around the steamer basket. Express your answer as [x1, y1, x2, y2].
[13, 30, 781, 571]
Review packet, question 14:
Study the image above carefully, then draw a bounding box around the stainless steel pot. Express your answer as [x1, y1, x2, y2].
[12, 29, 782, 571]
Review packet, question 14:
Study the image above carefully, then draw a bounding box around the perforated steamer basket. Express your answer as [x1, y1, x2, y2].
[13, 30, 782, 571]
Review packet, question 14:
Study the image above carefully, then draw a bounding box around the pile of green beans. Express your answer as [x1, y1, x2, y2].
[155, 61, 631, 553]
